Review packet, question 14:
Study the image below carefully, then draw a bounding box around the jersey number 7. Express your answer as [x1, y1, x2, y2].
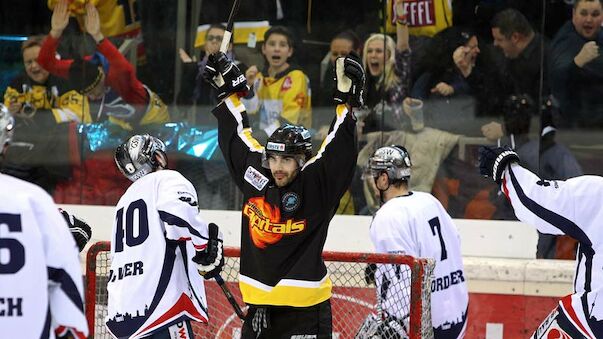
[429, 217, 448, 261]
[114, 199, 150, 252]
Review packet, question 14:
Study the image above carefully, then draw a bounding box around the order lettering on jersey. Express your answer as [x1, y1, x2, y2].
[430, 270, 465, 293]
[244, 166, 269, 191]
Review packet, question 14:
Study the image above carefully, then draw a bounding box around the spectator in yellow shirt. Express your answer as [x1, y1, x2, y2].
[243, 26, 312, 138]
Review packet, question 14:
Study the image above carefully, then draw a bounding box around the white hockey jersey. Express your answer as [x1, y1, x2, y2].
[502, 163, 603, 337]
[106, 170, 210, 338]
[0, 174, 88, 339]
[370, 191, 468, 338]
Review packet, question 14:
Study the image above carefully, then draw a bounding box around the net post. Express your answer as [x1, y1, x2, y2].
[85, 241, 110, 338]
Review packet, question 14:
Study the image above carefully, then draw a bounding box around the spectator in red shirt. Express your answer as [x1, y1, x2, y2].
[38, 0, 169, 128]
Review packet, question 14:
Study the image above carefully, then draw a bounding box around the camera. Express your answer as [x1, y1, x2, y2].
[4, 85, 38, 118]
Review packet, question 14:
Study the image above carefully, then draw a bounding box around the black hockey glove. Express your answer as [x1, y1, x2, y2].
[192, 223, 224, 280]
[478, 146, 520, 185]
[333, 51, 366, 108]
[203, 52, 249, 101]
[59, 208, 92, 252]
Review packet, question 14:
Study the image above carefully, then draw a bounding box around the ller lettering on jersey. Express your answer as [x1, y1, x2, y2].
[0, 297, 23, 316]
[108, 261, 144, 282]
[431, 270, 465, 293]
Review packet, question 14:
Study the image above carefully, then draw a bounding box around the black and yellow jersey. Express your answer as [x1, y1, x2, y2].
[212, 94, 357, 307]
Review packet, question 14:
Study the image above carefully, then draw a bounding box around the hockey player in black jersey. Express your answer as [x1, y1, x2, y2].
[205, 51, 365, 338]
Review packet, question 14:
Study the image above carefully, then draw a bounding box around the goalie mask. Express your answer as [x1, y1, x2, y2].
[114, 134, 167, 182]
[261, 124, 313, 168]
[0, 104, 14, 156]
[366, 145, 412, 182]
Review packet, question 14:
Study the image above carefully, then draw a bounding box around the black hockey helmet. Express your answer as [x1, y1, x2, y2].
[114, 134, 167, 182]
[0, 104, 14, 156]
[262, 124, 313, 168]
[366, 145, 412, 182]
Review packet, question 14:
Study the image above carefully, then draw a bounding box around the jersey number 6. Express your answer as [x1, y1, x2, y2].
[114, 199, 149, 252]
[0, 213, 25, 274]
[429, 217, 448, 261]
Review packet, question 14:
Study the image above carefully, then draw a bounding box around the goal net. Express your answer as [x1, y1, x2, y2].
[85, 241, 434, 338]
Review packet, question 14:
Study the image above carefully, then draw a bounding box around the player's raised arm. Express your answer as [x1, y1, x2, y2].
[205, 52, 263, 189]
[479, 146, 570, 236]
[302, 52, 364, 204]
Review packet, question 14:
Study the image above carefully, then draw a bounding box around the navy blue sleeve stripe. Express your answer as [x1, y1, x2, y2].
[508, 167, 592, 246]
[178, 242, 208, 314]
[47, 267, 84, 312]
[40, 306, 51, 339]
[159, 210, 204, 239]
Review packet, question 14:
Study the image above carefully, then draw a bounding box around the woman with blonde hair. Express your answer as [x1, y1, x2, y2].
[360, 1, 412, 134]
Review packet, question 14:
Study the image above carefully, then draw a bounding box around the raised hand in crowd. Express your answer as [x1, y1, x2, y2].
[481, 121, 504, 141]
[430, 82, 454, 97]
[453, 45, 475, 77]
[84, 2, 104, 43]
[395, 0, 410, 52]
[574, 41, 600, 68]
[178, 48, 196, 63]
[245, 65, 259, 86]
[50, 0, 70, 38]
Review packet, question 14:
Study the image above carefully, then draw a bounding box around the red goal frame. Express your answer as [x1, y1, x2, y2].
[85, 241, 433, 338]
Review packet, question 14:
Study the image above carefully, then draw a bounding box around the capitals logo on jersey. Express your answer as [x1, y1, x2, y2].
[243, 197, 306, 249]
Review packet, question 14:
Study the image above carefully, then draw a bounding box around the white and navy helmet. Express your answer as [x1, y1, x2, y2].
[114, 134, 167, 182]
[0, 104, 14, 156]
[366, 145, 412, 181]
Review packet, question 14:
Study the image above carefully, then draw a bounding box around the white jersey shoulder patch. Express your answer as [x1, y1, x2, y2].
[244, 166, 269, 191]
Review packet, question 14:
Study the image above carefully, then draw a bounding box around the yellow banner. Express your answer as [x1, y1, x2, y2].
[195, 21, 270, 48]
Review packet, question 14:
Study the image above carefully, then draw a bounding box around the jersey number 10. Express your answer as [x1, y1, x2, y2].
[114, 199, 150, 252]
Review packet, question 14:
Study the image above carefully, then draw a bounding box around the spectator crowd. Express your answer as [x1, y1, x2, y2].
[2, 0, 602, 260]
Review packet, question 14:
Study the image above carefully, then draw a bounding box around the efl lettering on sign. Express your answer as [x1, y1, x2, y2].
[391, 0, 436, 27]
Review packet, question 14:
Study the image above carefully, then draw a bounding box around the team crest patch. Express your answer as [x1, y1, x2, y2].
[281, 76, 292, 91]
[282, 192, 300, 212]
[244, 166, 269, 191]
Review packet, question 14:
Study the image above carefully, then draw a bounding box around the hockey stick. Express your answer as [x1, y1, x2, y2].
[219, 0, 242, 53]
[215, 274, 247, 320]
